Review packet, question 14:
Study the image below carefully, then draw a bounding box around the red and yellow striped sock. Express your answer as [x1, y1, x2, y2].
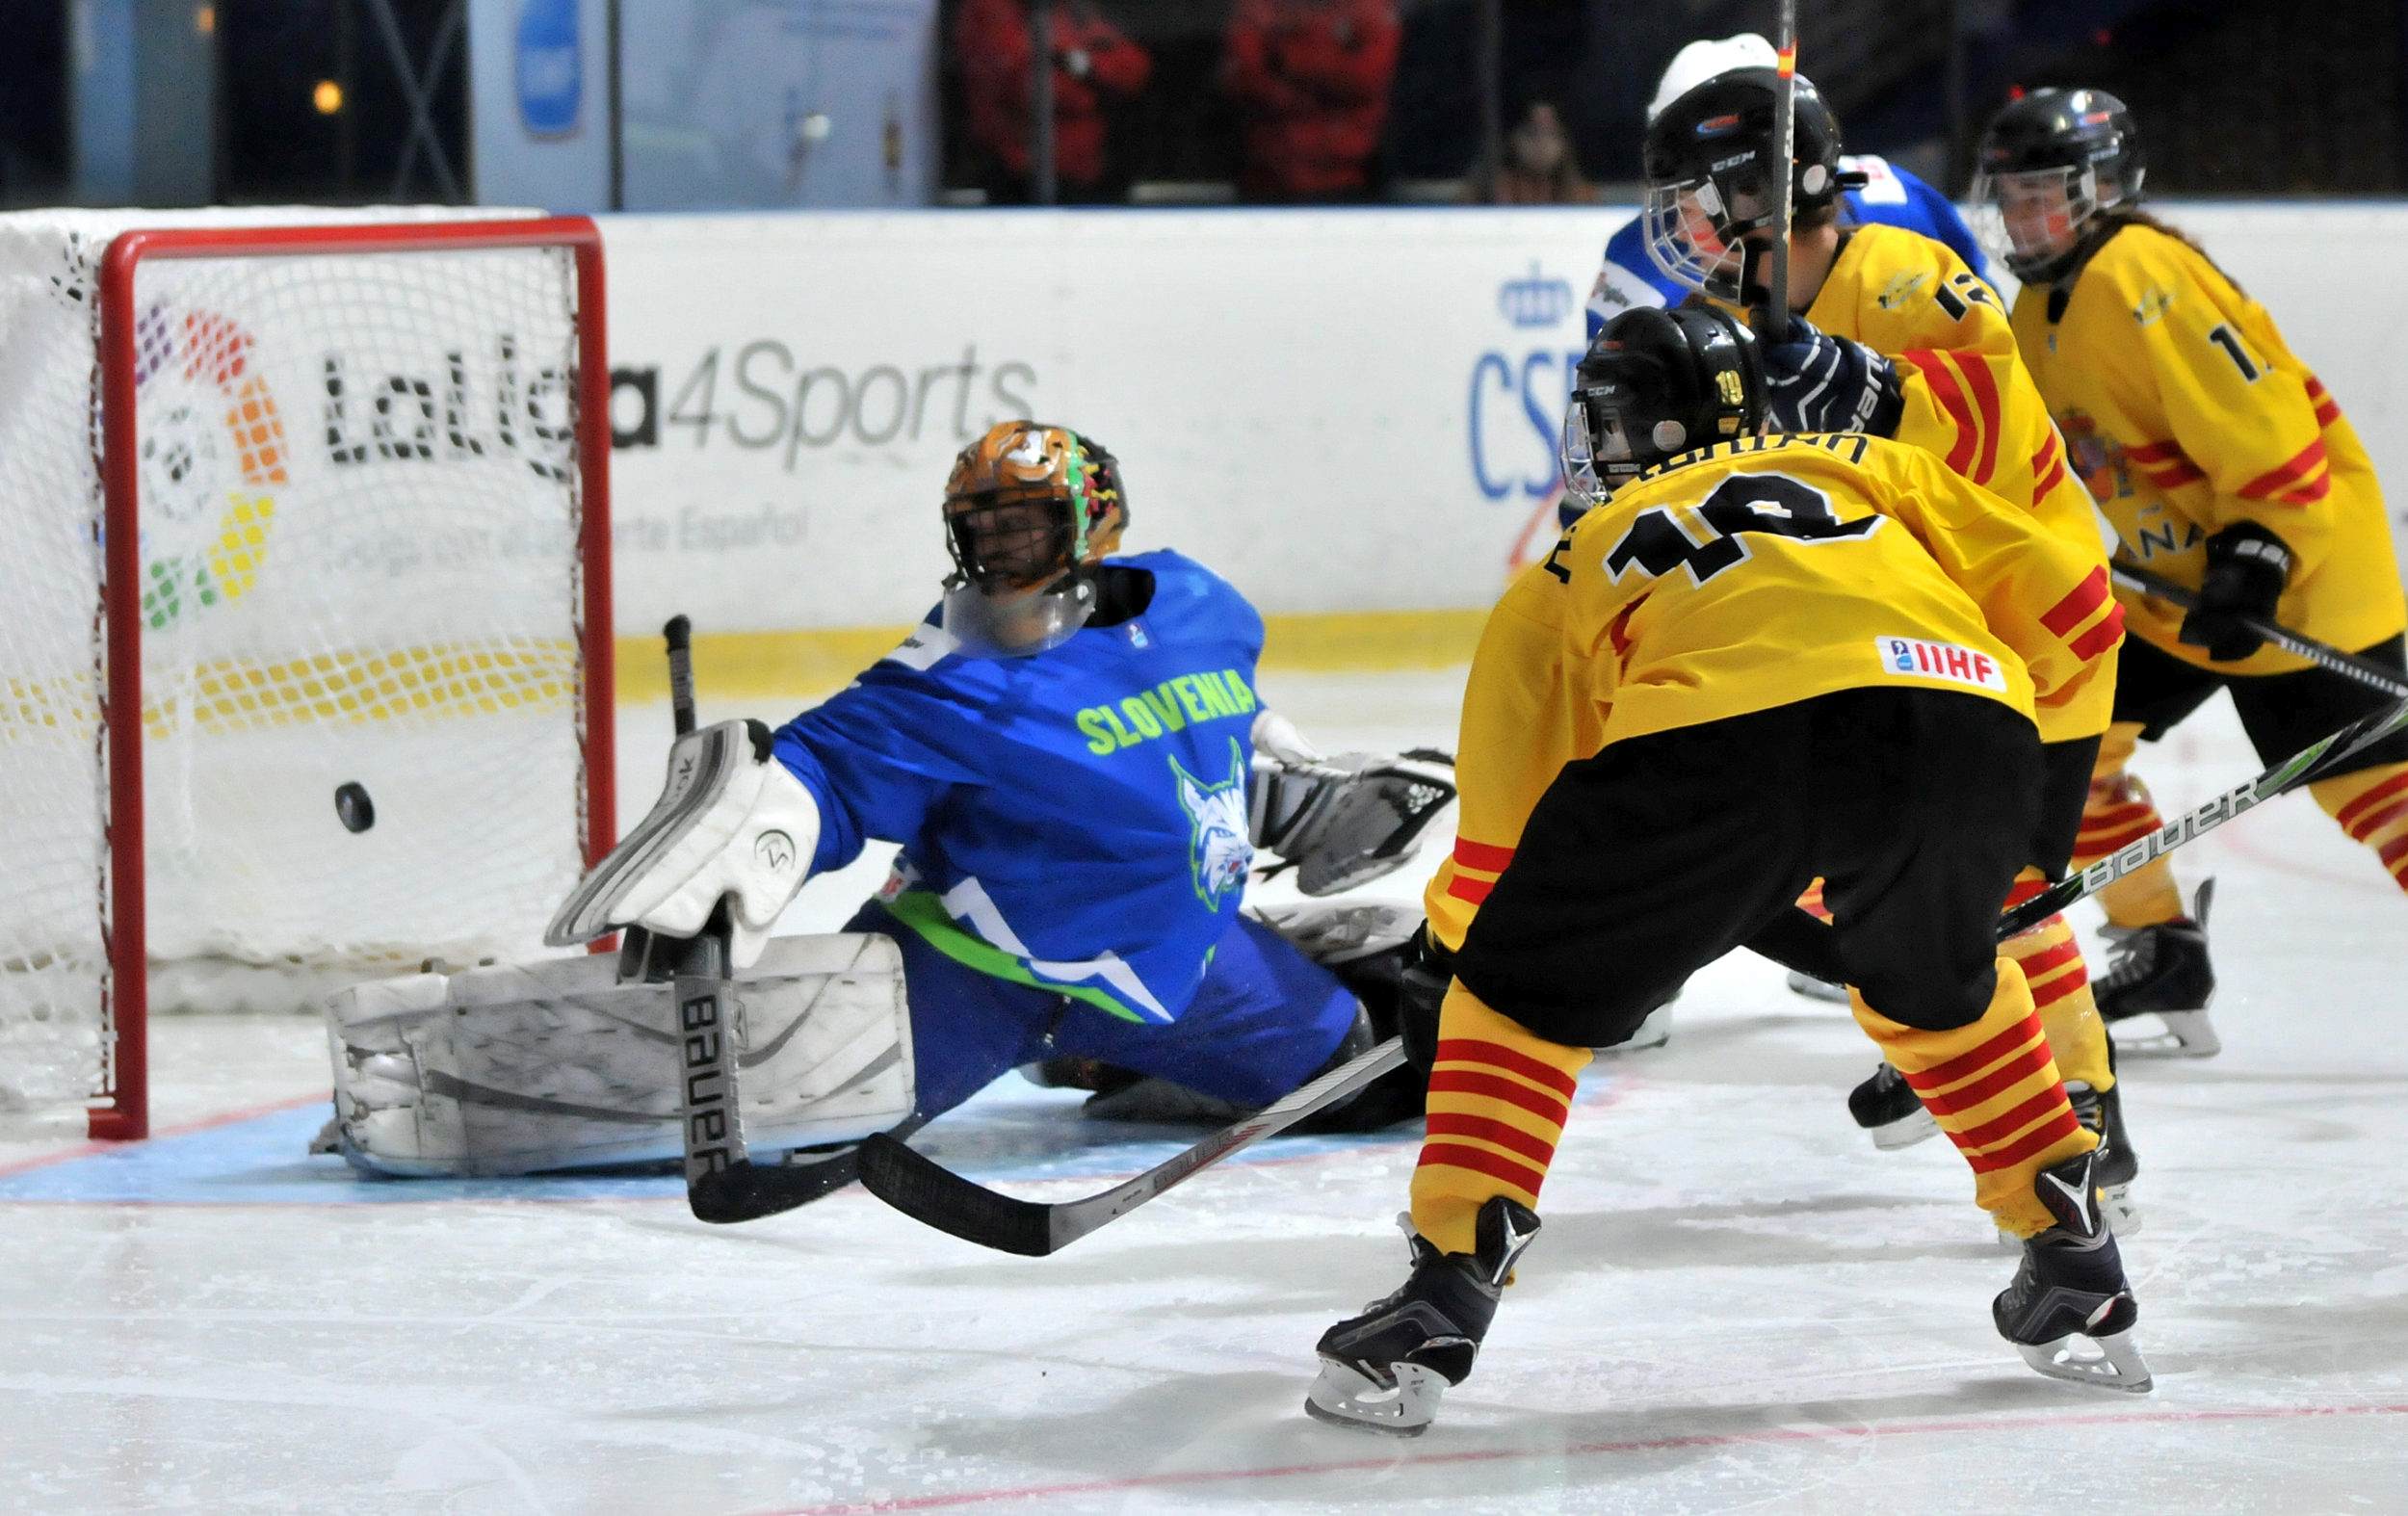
[1853, 960, 2097, 1237]
[1796, 878, 1833, 922]
[2005, 871, 2112, 1092]
[2312, 762, 2408, 895]
[2077, 723, 2185, 928]
[1409, 984, 1593, 1256]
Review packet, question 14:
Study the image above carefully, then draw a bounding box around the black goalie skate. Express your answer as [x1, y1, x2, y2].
[1847, 1061, 1939, 1149]
[1305, 1195, 1540, 1436]
[1994, 1147, 2152, 1394]
[2097, 880, 2218, 1058]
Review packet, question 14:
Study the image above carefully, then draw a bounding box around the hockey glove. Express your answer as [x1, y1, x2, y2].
[1251, 748, 1459, 897]
[1398, 923, 1455, 1078]
[2180, 522, 2293, 662]
[1761, 317, 1905, 439]
[544, 719, 822, 971]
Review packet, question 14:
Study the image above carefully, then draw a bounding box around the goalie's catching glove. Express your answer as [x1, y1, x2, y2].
[1761, 316, 1905, 438]
[1250, 746, 1459, 897]
[2179, 522, 2293, 663]
[544, 719, 822, 970]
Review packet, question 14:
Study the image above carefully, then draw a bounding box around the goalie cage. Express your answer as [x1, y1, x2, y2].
[0, 211, 617, 1139]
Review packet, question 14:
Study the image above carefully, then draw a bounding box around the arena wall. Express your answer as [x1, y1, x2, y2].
[598, 204, 2408, 700]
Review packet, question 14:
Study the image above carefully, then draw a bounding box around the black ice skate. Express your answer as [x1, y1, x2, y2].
[2097, 880, 2218, 1058]
[1994, 1147, 2151, 1394]
[2070, 1070, 2139, 1235]
[1305, 1195, 1540, 1436]
[1847, 1061, 1939, 1149]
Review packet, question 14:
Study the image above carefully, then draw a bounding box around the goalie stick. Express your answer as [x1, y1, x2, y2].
[856, 680, 2408, 1256]
[2108, 558, 2408, 698]
[623, 616, 920, 1223]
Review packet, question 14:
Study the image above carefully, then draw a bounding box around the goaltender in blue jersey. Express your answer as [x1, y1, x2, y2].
[1585, 33, 1987, 341]
[556, 422, 1449, 1164]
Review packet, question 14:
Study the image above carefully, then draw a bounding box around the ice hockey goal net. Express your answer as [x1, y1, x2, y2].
[0, 212, 615, 1139]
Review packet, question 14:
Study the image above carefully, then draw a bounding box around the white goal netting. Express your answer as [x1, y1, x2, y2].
[0, 209, 609, 1126]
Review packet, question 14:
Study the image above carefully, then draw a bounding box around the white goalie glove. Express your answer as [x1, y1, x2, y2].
[545, 719, 822, 970]
[1247, 711, 1457, 897]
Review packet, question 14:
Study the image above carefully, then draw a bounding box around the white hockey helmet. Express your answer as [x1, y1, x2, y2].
[1647, 33, 1780, 122]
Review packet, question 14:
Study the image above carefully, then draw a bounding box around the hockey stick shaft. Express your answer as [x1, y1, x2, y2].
[1998, 685, 2408, 937]
[1758, 0, 1798, 343]
[2108, 559, 2408, 697]
[857, 1037, 1408, 1256]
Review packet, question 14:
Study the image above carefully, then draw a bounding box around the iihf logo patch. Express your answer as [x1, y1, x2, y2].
[1874, 636, 2008, 693]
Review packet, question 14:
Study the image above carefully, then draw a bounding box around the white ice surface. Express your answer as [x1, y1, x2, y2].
[7, 668, 2408, 1513]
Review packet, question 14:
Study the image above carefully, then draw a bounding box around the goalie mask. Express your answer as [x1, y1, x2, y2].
[1561, 304, 1764, 504]
[1972, 88, 2145, 284]
[940, 421, 1129, 657]
[1641, 67, 1865, 303]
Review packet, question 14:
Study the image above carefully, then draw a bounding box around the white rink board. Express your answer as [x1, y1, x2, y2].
[599, 203, 2408, 638]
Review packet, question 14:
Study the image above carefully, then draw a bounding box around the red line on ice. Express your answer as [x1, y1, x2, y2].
[759, 1401, 2408, 1515]
[0, 1090, 328, 1180]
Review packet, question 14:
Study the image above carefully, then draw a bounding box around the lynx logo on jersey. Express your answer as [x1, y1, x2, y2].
[1875, 636, 2007, 693]
[1171, 740, 1253, 909]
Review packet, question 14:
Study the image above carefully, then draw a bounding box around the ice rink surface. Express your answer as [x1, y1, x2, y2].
[6, 667, 2408, 1514]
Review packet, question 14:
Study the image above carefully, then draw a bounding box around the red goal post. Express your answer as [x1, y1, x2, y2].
[25, 214, 621, 1140]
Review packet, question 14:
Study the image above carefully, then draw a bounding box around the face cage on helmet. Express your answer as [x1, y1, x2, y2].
[1642, 171, 1775, 302]
[944, 486, 1082, 594]
[1971, 160, 2140, 281]
[1559, 386, 1689, 507]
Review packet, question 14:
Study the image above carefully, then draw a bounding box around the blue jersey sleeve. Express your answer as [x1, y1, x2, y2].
[772, 620, 990, 876]
[1585, 216, 1677, 341]
[1840, 154, 1991, 288]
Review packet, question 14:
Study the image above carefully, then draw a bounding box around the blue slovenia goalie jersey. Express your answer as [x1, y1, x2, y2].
[773, 550, 1266, 1026]
[1584, 153, 1991, 339]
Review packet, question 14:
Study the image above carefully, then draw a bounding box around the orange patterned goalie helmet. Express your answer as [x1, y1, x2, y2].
[939, 421, 1128, 656]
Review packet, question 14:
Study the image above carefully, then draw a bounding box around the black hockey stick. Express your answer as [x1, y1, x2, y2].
[1754, 0, 1799, 344]
[2108, 558, 2408, 697]
[620, 616, 917, 1223]
[857, 1038, 1408, 1256]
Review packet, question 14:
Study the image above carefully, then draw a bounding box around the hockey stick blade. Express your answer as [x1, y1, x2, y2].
[858, 1037, 1410, 1255]
[2108, 560, 2408, 697]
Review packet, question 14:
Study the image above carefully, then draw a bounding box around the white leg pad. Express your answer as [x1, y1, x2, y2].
[324, 933, 911, 1177]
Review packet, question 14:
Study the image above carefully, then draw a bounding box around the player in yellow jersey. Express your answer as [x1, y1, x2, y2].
[1305, 306, 2147, 1436]
[1976, 90, 2408, 1056]
[1634, 62, 2134, 1205]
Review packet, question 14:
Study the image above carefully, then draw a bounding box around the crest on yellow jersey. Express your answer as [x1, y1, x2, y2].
[2132, 286, 2175, 326]
[1874, 271, 1928, 310]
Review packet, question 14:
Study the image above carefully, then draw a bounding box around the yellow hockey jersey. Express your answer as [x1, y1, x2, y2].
[2010, 220, 2405, 675]
[1426, 432, 2122, 949]
[1802, 222, 2115, 741]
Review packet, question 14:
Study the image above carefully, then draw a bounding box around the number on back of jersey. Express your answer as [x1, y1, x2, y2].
[1604, 473, 1882, 586]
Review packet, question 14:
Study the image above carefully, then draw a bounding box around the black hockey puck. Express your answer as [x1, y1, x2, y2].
[334, 781, 376, 833]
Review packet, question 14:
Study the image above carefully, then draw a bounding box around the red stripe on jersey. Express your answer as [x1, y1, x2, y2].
[2034, 452, 2068, 506]
[2238, 439, 2329, 501]
[2316, 400, 2342, 427]
[2077, 818, 2162, 858]
[1906, 1013, 2046, 1093]
[2307, 375, 2330, 401]
[2068, 603, 2127, 662]
[1906, 350, 1979, 474]
[1445, 873, 1494, 905]
[2011, 937, 2085, 982]
[2031, 965, 2093, 1010]
[2140, 459, 2207, 489]
[1422, 1112, 1558, 1167]
[2124, 439, 2186, 464]
[1432, 1039, 1583, 1099]
[1416, 1141, 1548, 1196]
[1426, 1069, 1572, 1128]
[1968, 1107, 2084, 1174]
[2338, 771, 2408, 835]
[1607, 604, 1637, 659]
[1453, 837, 1516, 873]
[2041, 567, 2111, 637]
[1950, 351, 2003, 484]
[1918, 1042, 2055, 1118]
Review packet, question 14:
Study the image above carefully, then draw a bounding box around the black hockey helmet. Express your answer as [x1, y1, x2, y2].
[1640, 67, 1868, 301]
[1560, 304, 1764, 503]
[1972, 88, 2144, 282]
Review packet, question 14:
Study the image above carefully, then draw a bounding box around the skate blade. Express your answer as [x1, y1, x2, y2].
[1304, 1360, 1446, 1436]
[2016, 1325, 2153, 1394]
[2106, 1008, 2220, 1059]
[1786, 970, 1852, 1005]
[1869, 1107, 1940, 1151]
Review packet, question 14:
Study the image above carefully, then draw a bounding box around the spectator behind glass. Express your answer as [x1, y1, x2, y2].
[1467, 98, 1599, 205]
[956, 0, 1152, 204]
[1222, 0, 1401, 202]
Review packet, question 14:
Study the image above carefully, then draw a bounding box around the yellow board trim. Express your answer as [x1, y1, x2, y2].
[612, 609, 1487, 705]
